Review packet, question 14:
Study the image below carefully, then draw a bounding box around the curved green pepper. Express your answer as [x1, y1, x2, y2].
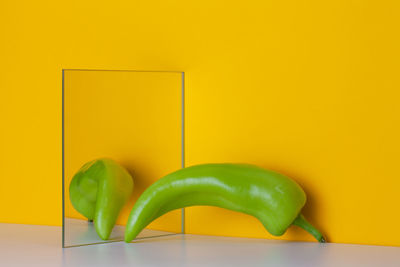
[69, 158, 133, 240]
[125, 163, 325, 243]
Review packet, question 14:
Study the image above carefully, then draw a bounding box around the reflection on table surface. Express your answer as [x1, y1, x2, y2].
[64, 217, 177, 247]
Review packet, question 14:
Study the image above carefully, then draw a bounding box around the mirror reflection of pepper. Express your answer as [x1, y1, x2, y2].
[125, 163, 325, 243]
[69, 158, 133, 240]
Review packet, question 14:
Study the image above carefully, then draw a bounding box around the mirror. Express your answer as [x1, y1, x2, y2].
[62, 69, 184, 247]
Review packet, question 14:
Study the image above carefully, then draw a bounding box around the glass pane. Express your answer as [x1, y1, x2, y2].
[62, 70, 184, 247]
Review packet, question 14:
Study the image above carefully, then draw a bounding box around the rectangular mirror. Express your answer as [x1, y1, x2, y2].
[62, 69, 184, 247]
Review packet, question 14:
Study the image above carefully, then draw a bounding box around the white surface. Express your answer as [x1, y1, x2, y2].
[0, 223, 399, 267]
[64, 218, 173, 247]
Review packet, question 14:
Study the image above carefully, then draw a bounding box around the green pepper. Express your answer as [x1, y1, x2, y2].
[69, 158, 133, 240]
[125, 163, 325, 243]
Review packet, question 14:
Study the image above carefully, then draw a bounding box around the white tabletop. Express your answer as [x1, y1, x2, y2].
[0, 223, 399, 267]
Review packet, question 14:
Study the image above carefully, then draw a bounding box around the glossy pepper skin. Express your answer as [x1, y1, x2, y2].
[69, 158, 133, 240]
[125, 163, 325, 243]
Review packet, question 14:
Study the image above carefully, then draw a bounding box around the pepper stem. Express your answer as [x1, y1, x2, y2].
[293, 214, 326, 243]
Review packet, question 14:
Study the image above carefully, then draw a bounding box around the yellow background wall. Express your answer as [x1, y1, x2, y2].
[1, 1, 399, 246]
